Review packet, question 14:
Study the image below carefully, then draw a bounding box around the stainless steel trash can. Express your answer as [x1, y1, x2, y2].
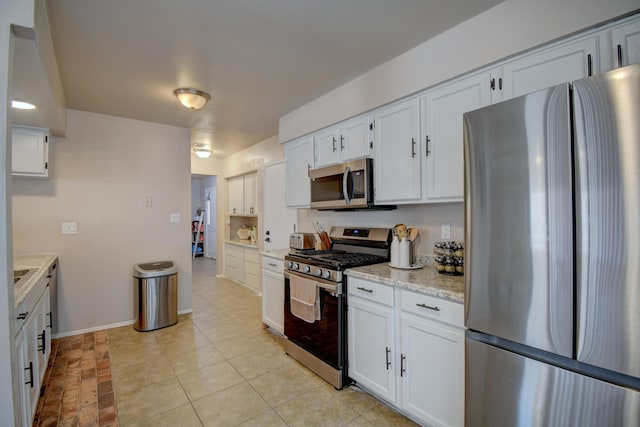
[133, 261, 178, 332]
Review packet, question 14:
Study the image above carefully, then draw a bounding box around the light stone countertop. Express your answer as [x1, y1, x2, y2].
[14, 253, 58, 308]
[345, 262, 465, 304]
[224, 239, 259, 249]
[259, 249, 289, 261]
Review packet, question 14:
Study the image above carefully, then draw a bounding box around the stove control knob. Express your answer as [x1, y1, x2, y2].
[314, 268, 323, 277]
[303, 265, 311, 273]
[287, 262, 294, 269]
[323, 270, 331, 279]
[292, 263, 299, 270]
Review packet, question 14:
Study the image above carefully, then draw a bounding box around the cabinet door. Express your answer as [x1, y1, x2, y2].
[261, 268, 284, 334]
[314, 127, 340, 168]
[12, 126, 49, 178]
[243, 173, 258, 215]
[373, 98, 421, 204]
[15, 330, 30, 427]
[339, 115, 372, 162]
[285, 136, 314, 207]
[423, 72, 490, 202]
[23, 312, 39, 424]
[228, 176, 244, 215]
[400, 312, 464, 427]
[35, 290, 49, 384]
[611, 18, 640, 68]
[501, 36, 598, 100]
[224, 244, 245, 283]
[348, 297, 396, 402]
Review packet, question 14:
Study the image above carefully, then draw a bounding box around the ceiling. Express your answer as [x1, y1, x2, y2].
[39, 0, 503, 158]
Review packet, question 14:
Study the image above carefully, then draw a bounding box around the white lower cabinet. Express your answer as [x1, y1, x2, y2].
[15, 276, 52, 427]
[347, 276, 464, 427]
[224, 242, 260, 290]
[261, 256, 285, 334]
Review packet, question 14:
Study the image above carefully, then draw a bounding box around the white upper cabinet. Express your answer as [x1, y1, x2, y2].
[228, 172, 257, 216]
[610, 18, 640, 68]
[373, 97, 421, 204]
[500, 36, 599, 101]
[228, 176, 244, 215]
[285, 135, 314, 207]
[243, 173, 257, 215]
[12, 126, 50, 178]
[422, 71, 491, 202]
[314, 114, 372, 168]
[314, 127, 341, 168]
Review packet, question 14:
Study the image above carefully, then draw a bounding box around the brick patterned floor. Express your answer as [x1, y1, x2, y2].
[33, 330, 119, 426]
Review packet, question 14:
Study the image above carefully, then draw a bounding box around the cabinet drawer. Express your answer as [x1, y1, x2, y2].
[245, 260, 260, 276]
[399, 290, 463, 328]
[262, 257, 284, 272]
[348, 277, 394, 307]
[245, 248, 260, 263]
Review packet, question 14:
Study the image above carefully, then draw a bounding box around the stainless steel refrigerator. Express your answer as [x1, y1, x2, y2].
[463, 63, 640, 426]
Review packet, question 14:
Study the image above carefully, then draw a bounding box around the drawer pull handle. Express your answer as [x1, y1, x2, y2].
[25, 362, 34, 387]
[16, 311, 29, 320]
[268, 262, 277, 267]
[400, 354, 406, 377]
[416, 303, 440, 312]
[385, 347, 391, 370]
[357, 287, 373, 293]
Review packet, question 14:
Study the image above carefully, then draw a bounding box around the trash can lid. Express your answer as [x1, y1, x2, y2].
[133, 261, 178, 278]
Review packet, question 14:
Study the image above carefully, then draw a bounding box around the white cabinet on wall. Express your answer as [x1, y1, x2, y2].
[373, 97, 421, 204]
[227, 173, 257, 216]
[285, 135, 314, 207]
[314, 115, 372, 168]
[498, 36, 599, 101]
[347, 276, 464, 427]
[261, 255, 285, 334]
[610, 18, 640, 68]
[422, 72, 491, 202]
[12, 125, 50, 178]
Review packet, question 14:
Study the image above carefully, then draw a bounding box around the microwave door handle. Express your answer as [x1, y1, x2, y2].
[343, 166, 352, 205]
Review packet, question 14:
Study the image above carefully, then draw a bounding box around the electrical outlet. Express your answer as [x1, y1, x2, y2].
[441, 224, 451, 240]
[144, 196, 152, 207]
[169, 213, 181, 223]
[62, 222, 77, 234]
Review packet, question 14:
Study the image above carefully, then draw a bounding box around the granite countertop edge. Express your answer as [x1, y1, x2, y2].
[259, 249, 289, 260]
[345, 262, 465, 304]
[14, 254, 58, 308]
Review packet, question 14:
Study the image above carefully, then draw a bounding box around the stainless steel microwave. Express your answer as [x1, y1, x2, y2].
[309, 158, 394, 210]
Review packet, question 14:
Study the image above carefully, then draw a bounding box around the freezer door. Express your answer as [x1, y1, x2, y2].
[573, 63, 640, 378]
[466, 336, 640, 427]
[463, 85, 573, 357]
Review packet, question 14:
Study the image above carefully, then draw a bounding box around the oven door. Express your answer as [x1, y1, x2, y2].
[309, 158, 371, 209]
[284, 271, 345, 370]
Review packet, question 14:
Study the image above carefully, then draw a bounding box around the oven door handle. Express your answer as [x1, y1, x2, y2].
[285, 270, 342, 294]
[342, 166, 352, 205]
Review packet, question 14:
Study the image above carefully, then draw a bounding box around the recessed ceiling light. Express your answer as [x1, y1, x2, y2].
[174, 88, 210, 110]
[11, 100, 36, 110]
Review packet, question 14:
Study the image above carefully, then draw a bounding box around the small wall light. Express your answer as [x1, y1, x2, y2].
[174, 88, 210, 110]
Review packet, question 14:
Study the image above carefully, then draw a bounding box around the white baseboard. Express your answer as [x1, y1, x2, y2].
[53, 308, 194, 338]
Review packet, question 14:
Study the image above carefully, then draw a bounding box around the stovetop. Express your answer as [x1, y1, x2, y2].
[286, 249, 388, 270]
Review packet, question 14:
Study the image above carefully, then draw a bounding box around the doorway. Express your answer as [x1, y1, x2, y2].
[191, 175, 217, 259]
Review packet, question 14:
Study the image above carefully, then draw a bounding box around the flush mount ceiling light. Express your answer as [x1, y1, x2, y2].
[193, 145, 212, 159]
[173, 88, 210, 110]
[11, 100, 36, 110]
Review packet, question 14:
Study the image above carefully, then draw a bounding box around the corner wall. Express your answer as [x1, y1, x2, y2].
[12, 109, 192, 334]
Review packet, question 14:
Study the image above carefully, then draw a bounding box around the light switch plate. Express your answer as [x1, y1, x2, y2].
[169, 213, 181, 223]
[441, 224, 451, 240]
[62, 222, 77, 234]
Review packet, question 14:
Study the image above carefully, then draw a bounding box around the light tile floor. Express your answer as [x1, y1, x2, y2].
[41, 257, 419, 426]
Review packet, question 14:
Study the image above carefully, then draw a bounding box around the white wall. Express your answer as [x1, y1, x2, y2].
[191, 177, 202, 216]
[279, 0, 640, 142]
[12, 109, 192, 334]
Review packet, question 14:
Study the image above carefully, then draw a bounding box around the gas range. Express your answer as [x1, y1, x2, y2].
[285, 226, 391, 283]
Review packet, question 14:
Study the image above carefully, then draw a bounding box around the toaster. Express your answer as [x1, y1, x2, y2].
[289, 232, 315, 250]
